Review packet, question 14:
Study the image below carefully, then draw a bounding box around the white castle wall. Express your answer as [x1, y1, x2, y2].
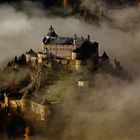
[72, 52, 77, 60]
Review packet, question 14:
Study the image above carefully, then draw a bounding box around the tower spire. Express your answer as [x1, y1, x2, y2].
[49, 25, 54, 33]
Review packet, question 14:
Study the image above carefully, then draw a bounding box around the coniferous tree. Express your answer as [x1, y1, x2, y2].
[7, 62, 11, 67]
[14, 56, 18, 64]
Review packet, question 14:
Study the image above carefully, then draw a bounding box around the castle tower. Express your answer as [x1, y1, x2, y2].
[47, 25, 58, 38]
[49, 25, 54, 34]
[24, 126, 30, 140]
[75, 59, 82, 72]
[4, 93, 9, 108]
[43, 25, 58, 43]
[71, 51, 77, 60]
[73, 34, 77, 50]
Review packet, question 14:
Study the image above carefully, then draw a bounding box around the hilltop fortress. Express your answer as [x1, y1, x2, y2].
[26, 25, 108, 72]
[0, 26, 130, 122]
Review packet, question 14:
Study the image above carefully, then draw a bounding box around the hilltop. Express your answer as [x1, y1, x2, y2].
[0, 26, 132, 139]
[0, 26, 131, 101]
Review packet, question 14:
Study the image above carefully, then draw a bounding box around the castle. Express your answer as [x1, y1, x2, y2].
[25, 25, 107, 72]
[0, 26, 110, 122]
[0, 92, 50, 121]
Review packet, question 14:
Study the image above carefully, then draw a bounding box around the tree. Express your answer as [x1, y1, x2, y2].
[7, 62, 11, 67]
[18, 54, 26, 65]
[14, 56, 18, 64]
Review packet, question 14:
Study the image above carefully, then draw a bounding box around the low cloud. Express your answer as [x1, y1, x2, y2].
[0, 3, 140, 140]
[0, 5, 140, 75]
